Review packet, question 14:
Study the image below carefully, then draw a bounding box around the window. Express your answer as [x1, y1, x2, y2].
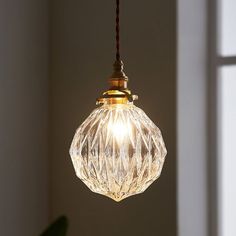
[218, 66, 236, 236]
[216, 0, 236, 235]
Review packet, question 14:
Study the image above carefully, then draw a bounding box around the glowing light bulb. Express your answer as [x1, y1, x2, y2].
[108, 119, 127, 140]
[107, 113, 132, 142]
[70, 103, 167, 201]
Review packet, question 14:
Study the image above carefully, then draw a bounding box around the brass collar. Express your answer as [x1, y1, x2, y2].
[96, 60, 138, 105]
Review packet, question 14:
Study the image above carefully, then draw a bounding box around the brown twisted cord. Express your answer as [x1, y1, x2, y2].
[110, 0, 127, 80]
[116, 0, 120, 61]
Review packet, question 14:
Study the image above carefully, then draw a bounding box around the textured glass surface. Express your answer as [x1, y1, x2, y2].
[70, 104, 167, 201]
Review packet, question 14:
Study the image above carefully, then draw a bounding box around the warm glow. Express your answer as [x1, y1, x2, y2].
[70, 104, 167, 201]
[107, 118, 132, 142]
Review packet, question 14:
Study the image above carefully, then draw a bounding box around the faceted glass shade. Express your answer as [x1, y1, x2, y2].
[70, 104, 167, 201]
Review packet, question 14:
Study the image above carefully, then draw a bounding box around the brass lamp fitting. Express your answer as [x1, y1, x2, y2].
[96, 60, 138, 105]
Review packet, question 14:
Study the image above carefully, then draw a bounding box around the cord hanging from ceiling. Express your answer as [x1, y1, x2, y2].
[116, 0, 120, 61]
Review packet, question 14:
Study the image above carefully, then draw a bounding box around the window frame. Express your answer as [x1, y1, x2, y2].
[209, 0, 236, 235]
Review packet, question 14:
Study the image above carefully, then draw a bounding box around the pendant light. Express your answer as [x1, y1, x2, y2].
[69, 0, 167, 202]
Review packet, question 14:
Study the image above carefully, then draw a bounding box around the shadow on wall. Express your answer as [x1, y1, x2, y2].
[40, 216, 68, 236]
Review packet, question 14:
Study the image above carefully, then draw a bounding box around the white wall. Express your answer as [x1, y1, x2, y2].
[0, 0, 49, 235]
[177, 0, 209, 235]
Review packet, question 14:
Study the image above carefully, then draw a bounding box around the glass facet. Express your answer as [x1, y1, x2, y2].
[70, 104, 167, 201]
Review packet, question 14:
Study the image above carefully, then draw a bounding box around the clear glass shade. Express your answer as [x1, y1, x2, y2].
[70, 103, 167, 201]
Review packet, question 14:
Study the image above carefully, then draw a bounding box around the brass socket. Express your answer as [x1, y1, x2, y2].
[96, 60, 138, 105]
[109, 78, 128, 90]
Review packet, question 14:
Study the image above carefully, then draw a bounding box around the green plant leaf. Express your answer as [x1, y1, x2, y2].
[40, 216, 68, 236]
